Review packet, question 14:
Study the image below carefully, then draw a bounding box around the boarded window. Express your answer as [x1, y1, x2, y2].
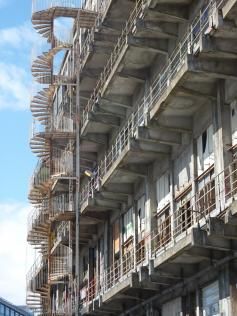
[174, 145, 192, 193]
[162, 297, 182, 316]
[113, 219, 120, 256]
[156, 172, 170, 211]
[202, 281, 219, 316]
[197, 125, 214, 176]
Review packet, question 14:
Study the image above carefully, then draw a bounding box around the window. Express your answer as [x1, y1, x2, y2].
[202, 281, 219, 316]
[197, 168, 215, 218]
[137, 195, 146, 237]
[123, 208, 133, 243]
[0, 304, 4, 316]
[156, 172, 170, 211]
[113, 219, 120, 257]
[197, 125, 214, 175]
[5, 307, 10, 316]
[231, 101, 237, 146]
[175, 188, 193, 236]
[10, 310, 14, 316]
[174, 145, 192, 193]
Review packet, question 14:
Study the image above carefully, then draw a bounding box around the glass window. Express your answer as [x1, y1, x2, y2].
[10, 310, 15, 316]
[0, 304, 4, 316]
[5, 307, 10, 316]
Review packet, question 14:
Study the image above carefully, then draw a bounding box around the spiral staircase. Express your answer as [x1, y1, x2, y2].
[28, 1, 98, 314]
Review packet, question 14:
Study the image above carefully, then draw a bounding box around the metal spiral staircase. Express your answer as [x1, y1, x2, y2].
[28, 1, 98, 314]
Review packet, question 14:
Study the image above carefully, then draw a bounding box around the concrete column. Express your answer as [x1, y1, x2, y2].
[212, 79, 232, 211]
[191, 139, 198, 223]
[169, 160, 175, 242]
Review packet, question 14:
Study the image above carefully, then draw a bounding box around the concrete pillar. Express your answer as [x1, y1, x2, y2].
[170, 160, 175, 242]
[212, 79, 232, 211]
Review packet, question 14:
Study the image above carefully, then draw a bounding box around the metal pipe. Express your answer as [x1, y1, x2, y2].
[75, 13, 81, 316]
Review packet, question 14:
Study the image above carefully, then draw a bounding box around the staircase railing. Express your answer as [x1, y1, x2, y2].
[32, 0, 81, 14]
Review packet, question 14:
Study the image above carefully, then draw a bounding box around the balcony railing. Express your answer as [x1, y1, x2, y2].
[80, 0, 113, 66]
[30, 160, 50, 191]
[81, 0, 146, 128]
[52, 148, 74, 177]
[51, 193, 75, 220]
[27, 202, 49, 242]
[51, 221, 70, 250]
[80, 158, 237, 307]
[50, 245, 72, 281]
[80, 0, 228, 205]
[32, 0, 81, 13]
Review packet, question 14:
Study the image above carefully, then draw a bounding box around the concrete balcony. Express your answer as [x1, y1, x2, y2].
[80, 0, 194, 143]
[79, 0, 136, 109]
[80, 158, 237, 315]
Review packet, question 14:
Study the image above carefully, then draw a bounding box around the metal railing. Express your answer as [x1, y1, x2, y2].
[32, 0, 81, 13]
[51, 221, 70, 251]
[79, 0, 228, 205]
[51, 193, 75, 219]
[80, 0, 112, 66]
[81, 0, 146, 128]
[52, 148, 74, 177]
[27, 255, 48, 292]
[30, 160, 50, 191]
[80, 158, 237, 307]
[50, 246, 72, 280]
[27, 202, 49, 238]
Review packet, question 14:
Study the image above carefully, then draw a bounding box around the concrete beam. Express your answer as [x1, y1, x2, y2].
[87, 112, 120, 128]
[127, 35, 168, 54]
[200, 36, 237, 59]
[94, 32, 119, 44]
[175, 86, 216, 102]
[118, 167, 147, 178]
[93, 104, 126, 119]
[145, 5, 189, 23]
[136, 18, 178, 39]
[153, 114, 193, 133]
[102, 183, 134, 195]
[207, 217, 237, 240]
[81, 68, 104, 79]
[130, 138, 171, 155]
[189, 55, 237, 80]
[81, 133, 108, 145]
[136, 126, 182, 145]
[192, 227, 231, 251]
[117, 68, 148, 83]
[100, 95, 132, 109]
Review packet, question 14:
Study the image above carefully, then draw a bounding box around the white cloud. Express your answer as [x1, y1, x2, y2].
[0, 202, 35, 305]
[0, 22, 38, 49]
[0, 62, 31, 110]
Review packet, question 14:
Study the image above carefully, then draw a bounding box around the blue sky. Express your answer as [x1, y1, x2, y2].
[0, 0, 37, 305]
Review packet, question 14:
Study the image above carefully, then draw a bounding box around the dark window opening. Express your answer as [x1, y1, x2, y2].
[202, 130, 207, 154]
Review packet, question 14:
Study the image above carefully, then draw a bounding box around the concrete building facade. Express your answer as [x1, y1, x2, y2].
[27, 0, 237, 315]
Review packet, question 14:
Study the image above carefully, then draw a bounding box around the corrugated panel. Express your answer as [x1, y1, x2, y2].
[202, 281, 220, 316]
[162, 297, 182, 316]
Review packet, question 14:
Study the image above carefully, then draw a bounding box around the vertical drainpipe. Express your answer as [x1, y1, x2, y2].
[75, 11, 81, 316]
